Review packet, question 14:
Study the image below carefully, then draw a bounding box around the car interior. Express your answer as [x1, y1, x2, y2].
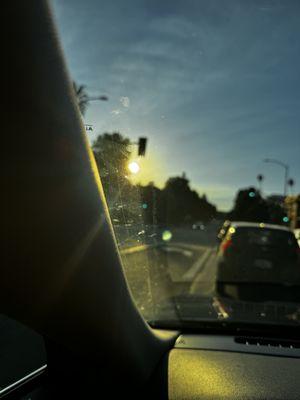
[2, 1, 300, 399]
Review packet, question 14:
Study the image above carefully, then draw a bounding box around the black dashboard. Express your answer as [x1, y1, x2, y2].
[1, 330, 300, 399]
[168, 333, 300, 400]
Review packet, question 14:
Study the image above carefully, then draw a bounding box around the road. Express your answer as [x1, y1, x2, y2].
[0, 223, 221, 391]
[119, 224, 220, 320]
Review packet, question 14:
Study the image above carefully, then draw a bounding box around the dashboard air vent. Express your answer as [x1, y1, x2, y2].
[235, 336, 300, 349]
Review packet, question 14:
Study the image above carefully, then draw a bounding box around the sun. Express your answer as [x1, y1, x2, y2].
[128, 161, 140, 174]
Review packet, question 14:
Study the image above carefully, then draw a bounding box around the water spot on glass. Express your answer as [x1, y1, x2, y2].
[120, 96, 130, 108]
[162, 230, 172, 241]
[111, 109, 122, 115]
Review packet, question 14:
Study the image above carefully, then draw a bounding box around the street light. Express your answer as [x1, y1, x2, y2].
[263, 158, 289, 197]
[86, 95, 109, 102]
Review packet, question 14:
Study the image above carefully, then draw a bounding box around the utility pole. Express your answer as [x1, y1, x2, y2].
[263, 158, 289, 197]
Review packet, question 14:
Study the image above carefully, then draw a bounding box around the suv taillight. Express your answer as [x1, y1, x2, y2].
[221, 239, 232, 254]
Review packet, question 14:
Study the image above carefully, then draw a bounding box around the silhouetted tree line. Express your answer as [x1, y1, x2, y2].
[90, 132, 287, 227]
[228, 187, 287, 225]
[138, 178, 216, 225]
[75, 83, 288, 227]
[91, 132, 217, 226]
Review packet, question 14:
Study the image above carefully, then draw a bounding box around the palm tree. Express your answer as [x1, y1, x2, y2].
[256, 174, 264, 193]
[73, 81, 89, 116]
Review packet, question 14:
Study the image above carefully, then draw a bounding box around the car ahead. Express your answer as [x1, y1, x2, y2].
[294, 228, 300, 247]
[217, 219, 232, 242]
[192, 221, 205, 230]
[216, 220, 248, 247]
[216, 222, 300, 299]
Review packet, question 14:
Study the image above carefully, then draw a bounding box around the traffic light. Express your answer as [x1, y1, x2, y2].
[138, 137, 147, 156]
[249, 191, 256, 198]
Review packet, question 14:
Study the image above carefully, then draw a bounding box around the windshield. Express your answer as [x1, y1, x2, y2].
[52, 0, 300, 333]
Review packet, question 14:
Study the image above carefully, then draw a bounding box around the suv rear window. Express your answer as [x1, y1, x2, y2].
[233, 228, 298, 250]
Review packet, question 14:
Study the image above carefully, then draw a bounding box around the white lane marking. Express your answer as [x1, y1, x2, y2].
[161, 247, 193, 257]
[189, 250, 218, 295]
[182, 248, 213, 282]
[120, 244, 151, 255]
[120, 242, 206, 256]
[170, 242, 208, 252]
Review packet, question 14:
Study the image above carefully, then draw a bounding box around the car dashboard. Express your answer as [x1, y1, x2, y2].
[3, 331, 300, 399]
[168, 333, 300, 400]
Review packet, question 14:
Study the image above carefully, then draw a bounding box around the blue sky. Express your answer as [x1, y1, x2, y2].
[51, 0, 300, 210]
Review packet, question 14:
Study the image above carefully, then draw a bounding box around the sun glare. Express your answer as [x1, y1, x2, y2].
[128, 161, 140, 174]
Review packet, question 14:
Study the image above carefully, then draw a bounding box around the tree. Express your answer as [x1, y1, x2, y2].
[164, 176, 192, 224]
[91, 136, 217, 227]
[92, 132, 134, 222]
[92, 132, 131, 178]
[139, 182, 164, 225]
[256, 174, 264, 193]
[162, 175, 216, 225]
[73, 81, 89, 115]
[229, 187, 269, 222]
[229, 187, 287, 224]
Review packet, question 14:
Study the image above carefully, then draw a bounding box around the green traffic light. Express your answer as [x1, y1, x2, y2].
[282, 216, 289, 223]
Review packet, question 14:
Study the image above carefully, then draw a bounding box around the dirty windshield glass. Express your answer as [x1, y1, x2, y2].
[52, 0, 300, 331]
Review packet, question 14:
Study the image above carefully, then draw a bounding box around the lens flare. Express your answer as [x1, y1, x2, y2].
[128, 161, 140, 174]
[162, 230, 172, 241]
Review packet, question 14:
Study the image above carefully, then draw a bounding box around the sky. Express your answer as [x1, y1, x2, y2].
[51, 0, 300, 210]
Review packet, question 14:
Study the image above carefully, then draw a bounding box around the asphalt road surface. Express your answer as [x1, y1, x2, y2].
[120, 224, 220, 320]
